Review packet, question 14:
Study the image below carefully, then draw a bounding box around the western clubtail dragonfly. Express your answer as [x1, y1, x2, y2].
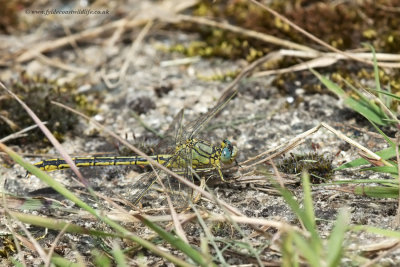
[33, 90, 238, 204]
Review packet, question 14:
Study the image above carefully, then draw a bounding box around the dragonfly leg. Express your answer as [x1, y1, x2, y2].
[216, 165, 226, 181]
[192, 176, 206, 204]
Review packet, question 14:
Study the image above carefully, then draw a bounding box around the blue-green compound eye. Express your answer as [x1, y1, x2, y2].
[220, 139, 238, 164]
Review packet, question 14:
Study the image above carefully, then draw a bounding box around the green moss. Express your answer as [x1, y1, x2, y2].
[210, 221, 236, 238]
[0, 234, 16, 258]
[278, 152, 334, 184]
[197, 69, 240, 82]
[162, 0, 400, 95]
[0, 71, 98, 146]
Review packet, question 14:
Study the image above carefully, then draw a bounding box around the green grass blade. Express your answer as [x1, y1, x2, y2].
[336, 146, 397, 170]
[135, 214, 214, 267]
[311, 69, 386, 125]
[9, 259, 24, 267]
[326, 209, 350, 267]
[367, 119, 395, 146]
[310, 69, 346, 97]
[369, 89, 400, 101]
[277, 186, 311, 226]
[342, 78, 385, 118]
[344, 97, 386, 126]
[354, 185, 398, 198]
[0, 143, 193, 267]
[51, 255, 84, 267]
[292, 233, 321, 267]
[281, 232, 299, 267]
[112, 242, 128, 267]
[302, 172, 316, 230]
[352, 225, 400, 239]
[366, 44, 382, 94]
[0, 193, 68, 211]
[328, 179, 398, 186]
[361, 166, 398, 175]
[8, 211, 119, 237]
[274, 177, 321, 249]
[93, 249, 112, 267]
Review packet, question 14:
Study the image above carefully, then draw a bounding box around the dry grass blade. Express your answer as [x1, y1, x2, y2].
[253, 55, 339, 77]
[271, 50, 400, 62]
[44, 224, 70, 267]
[0, 81, 87, 187]
[248, 0, 400, 68]
[1, 181, 27, 267]
[253, 50, 400, 77]
[269, 159, 284, 188]
[0, 123, 46, 143]
[176, 14, 316, 52]
[240, 122, 389, 170]
[102, 20, 154, 88]
[155, 170, 188, 244]
[50, 100, 243, 216]
[252, 49, 400, 78]
[15, 18, 134, 63]
[35, 52, 88, 74]
[361, 242, 400, 267]
[5, 208, 48, 264]
[396, 135, 400, 226]
[13, 0, 199, 64]
[219, 52, 282, 101]
[207, 213, 308, 237]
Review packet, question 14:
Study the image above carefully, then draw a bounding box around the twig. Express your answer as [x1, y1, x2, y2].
[50, 100, 243, 216]
[35, 52, 88, 74]
[240, 122, 391, 170]
[0, 123, 47, 143]
[176, 14, 316, 53]
[102, 20, 154, 88]
[14, 0, 199, 63]
[219, 52, 282, 101]
[396, 134, 400, 226]
[248, 0, 400, 68]
[16, 18, 138, 63]
[44, 224, 70, 267]
[269, 159, 284, 188]
[0, 81, 88, 187]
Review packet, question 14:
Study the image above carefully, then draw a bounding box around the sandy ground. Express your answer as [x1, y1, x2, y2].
[1, 0, 400, 265]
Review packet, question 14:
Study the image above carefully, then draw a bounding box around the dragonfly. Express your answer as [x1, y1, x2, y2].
[33, 90, 238, 204]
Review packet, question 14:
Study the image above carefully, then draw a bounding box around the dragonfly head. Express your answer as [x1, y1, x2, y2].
[220, 139, 238, 164]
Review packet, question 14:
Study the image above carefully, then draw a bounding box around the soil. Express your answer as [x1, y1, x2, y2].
[1, 0, 400, 266]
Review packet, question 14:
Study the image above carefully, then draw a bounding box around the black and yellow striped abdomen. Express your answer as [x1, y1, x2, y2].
[34, 155, 173, 172]
[33, 138, 237, 175]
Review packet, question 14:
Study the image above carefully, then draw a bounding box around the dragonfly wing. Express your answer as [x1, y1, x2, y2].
[150, 109, 184, 156]
[163, 143, 193, 205]
[182, 143, 194, 200]
[129, 171, 158, 205]
[184, 90, 237, 140]
[129, 89, 237, 206]
[173, 109, 185, 144]
[129, 149, 190, 206]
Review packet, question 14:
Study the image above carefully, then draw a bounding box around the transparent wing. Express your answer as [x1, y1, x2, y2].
[129, 90, 237, 206]
[160, 141, 194, 206]
[183, 90, 237, 140]
[129, 143, 193, 207]
[129, 152, 177, 205]
[129, 171, 158, 205]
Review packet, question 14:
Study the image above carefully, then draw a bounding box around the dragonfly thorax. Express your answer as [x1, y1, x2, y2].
[182, 138, 237, 169]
